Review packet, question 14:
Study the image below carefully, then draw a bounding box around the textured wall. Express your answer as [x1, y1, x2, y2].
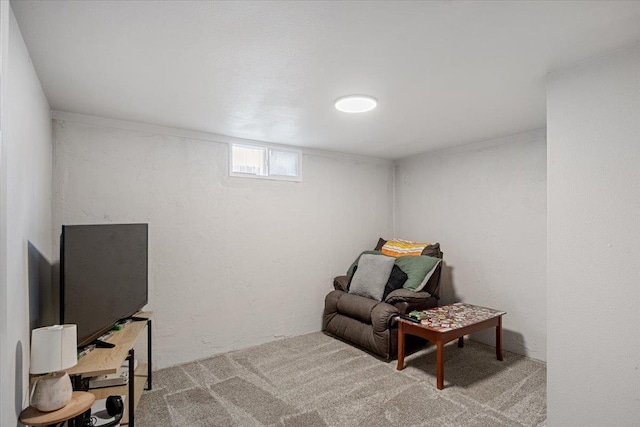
[547, 45, 640, 425]
[53, 118, 393, 368]
[0, 7, 53, 426]
[394, 130, 547, 361]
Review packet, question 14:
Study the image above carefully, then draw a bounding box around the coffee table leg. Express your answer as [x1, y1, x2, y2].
[436, 339, 444, 390]
[458, 336, 464, 348]
[496, 316, 504, 361]
[396, 321, 405, 370]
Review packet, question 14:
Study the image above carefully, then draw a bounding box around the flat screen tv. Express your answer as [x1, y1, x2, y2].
[60, 223, 148, 347]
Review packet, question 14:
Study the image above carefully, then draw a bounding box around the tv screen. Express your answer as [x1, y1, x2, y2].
[61, 223, 148, 347]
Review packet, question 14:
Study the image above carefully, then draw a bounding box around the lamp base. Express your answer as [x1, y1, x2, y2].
[31, 371, 73, 412]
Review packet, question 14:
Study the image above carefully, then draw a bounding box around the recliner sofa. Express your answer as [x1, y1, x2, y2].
[323, 243, 443, 360]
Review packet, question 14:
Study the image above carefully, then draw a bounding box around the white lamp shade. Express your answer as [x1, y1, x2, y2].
[30, 324, 77, 374]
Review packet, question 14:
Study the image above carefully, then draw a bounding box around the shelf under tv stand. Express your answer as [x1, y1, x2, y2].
[65, 311, 153, 427]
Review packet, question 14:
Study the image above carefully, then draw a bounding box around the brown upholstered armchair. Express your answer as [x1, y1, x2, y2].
[323, 243, 443, 360]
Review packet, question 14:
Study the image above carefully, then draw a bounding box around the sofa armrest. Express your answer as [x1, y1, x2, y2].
[385, 289, 431, 304]
[324, 289, 344, 315]
[371, 302, 400, 332]
[385, 289, 438, 315]
[333, 275, 349, 292]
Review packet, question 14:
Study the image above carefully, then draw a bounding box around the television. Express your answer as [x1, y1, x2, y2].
[60, 223, 148, 347]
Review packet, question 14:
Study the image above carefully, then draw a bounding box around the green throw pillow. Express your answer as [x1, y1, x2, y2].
[394, 255, 441, 291]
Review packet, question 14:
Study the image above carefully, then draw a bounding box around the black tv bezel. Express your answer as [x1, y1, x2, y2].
[60, 223, 149, 348]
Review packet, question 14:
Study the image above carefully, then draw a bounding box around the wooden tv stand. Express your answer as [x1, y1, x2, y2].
[65, 311, 152, 427]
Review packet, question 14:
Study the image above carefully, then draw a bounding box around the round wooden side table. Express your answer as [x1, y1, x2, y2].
[19, 391, 95, 427]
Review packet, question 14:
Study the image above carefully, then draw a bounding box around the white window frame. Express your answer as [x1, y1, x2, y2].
[229, 142, 302, 182]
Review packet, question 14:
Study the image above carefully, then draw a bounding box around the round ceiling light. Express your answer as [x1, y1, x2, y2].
[334, 95, 377, 113]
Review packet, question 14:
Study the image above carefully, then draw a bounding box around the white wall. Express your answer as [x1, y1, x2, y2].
[394, 129, 547, 361]
[0, 1, 7, 420]
[0, 6, 52, 426]
[52, 115, 394, 369]
[547, 45, 640, 425]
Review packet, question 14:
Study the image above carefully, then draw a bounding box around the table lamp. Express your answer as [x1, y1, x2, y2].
[29, 324, 77, 412]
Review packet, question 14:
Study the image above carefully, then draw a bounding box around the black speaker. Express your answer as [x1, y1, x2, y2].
[82, 395, 123, 427]
[103, 395, 124, 427]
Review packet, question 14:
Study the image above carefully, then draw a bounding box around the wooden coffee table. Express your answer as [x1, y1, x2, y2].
[396, 302, 506, 390]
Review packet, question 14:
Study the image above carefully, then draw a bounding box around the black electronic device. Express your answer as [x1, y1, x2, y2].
[104, 395, 124, 426]
[60, 224, 148, 347]
[82, 395, 123, 427]
[398, 314, 421, 323]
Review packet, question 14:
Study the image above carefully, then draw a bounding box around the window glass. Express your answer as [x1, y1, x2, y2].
[231, 145, 267, 176]
[231, 143, 301, 181]
[269, 149, 299, 177]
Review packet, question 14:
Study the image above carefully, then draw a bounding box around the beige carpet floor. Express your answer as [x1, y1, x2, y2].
[136, 332, 546, 426]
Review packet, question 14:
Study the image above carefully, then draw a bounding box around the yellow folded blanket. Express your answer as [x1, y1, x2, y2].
[381, 238, 430, 257]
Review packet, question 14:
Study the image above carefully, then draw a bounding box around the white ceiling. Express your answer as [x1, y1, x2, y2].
[11, 1, 640, 159]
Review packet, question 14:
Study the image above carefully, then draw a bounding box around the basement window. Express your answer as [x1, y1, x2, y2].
[230, 143, 302, 182]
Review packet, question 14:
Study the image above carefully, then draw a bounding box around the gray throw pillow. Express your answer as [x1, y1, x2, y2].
[348, 254, 396, 301]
